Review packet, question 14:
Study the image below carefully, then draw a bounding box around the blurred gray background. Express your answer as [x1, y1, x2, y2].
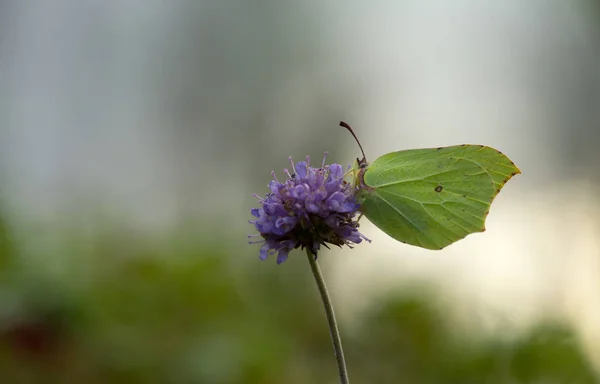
[1, 0, 600, 380]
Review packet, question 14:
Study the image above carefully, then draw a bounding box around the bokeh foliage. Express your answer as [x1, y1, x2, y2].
[0, 214, 596, 383]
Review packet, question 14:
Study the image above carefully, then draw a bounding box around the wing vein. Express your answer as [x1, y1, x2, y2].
[374, 193, 427, 237]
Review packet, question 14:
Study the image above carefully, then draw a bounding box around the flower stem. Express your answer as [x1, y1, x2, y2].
[306, 249, 349, 384]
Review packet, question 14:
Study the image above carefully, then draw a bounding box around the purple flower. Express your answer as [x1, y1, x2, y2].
[249, 153, 370, 264]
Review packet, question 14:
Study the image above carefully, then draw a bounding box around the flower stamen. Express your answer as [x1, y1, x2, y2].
[321, 152, 328, 169]
[289, 156, 297, 175]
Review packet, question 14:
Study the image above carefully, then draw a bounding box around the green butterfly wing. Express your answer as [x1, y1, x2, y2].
[356, 145, 520, 250]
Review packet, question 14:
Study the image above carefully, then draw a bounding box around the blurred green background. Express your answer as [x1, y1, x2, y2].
[1, 1, 600, 383]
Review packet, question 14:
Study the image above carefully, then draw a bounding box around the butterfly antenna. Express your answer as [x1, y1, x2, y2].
[339, 121, 367, 163]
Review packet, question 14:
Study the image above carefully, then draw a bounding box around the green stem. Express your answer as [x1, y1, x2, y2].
[306, 249, 349, 384]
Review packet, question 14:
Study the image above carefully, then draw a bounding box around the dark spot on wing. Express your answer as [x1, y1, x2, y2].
[462, 194, 466, 198]
[434, 185, 443, 193]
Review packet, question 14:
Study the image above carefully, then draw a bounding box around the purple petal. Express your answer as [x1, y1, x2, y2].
[328, 164, 344, 180]
[292, 202, 304, 211]
[305, 201, 320, 213]
[275, 216, 297, 233]
[346, 232, 363, 243]
[336, 226, 353, 238]
[314, 173, 325, 189]
[324, 180, 341, 194]
[264, 202, 287, 216]
[295, 162, 308, 179]
[276, 249, 289, 264]
[269, 180, 283, 194]
[313, 188, 328, 203]
[255, 220, 274, 234]
[307, 168, 324, 189]
[337, 201, 359, 213]
[290, 184, 309, 199]
[326, 192, 345, 211]
[259, 243, 270, 260]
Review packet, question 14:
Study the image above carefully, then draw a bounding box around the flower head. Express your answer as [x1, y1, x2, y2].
[249, 153, 369, 264]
